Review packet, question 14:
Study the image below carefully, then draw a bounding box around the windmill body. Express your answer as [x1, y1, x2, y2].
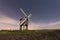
[20, 17, 28, 30]
[19, 8, 31, 30]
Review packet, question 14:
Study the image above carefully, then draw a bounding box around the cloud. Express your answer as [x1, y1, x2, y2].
[0, 13, 60, 30]
[29, 21, 60, 30]
[0, 14, 19, 30]
[0, 14, 18, 24]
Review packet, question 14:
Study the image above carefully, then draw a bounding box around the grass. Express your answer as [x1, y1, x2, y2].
[0, 30, 60, 40]
[0, 30, 54, 35]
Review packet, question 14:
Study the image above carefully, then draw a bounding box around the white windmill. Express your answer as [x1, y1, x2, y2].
[19, 8, 31, 30]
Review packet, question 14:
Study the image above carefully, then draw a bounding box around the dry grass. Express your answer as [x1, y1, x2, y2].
[0, 30, 59, 40]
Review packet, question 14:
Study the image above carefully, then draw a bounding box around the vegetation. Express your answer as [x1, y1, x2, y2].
[0, 30, 53, 34]
[0, 30, 60, 40]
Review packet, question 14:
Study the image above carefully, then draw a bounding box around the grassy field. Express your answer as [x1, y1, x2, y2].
[0, 30, 60, 40]
[0, 30, 54, 34]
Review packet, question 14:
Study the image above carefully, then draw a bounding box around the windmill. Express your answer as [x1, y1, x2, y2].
[19, 8, 31, 30]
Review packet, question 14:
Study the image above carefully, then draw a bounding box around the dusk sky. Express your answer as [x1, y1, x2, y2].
[0, 0, 60, 30]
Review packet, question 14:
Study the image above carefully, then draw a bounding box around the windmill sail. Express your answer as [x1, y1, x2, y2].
[20, 14, 31, 25]
[20, 18, 27, 25]
[20, 8, 27, 17]
[19, 8, 32, 30]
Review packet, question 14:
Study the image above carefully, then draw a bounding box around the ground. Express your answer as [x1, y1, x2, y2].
[0, 30, 60, 40]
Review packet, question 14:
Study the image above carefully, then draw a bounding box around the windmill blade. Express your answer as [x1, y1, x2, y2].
[28, 14, 32, 25]
[28, 18, 32, 25]
[20, 8, 32, 26]
[20, 14, 32, 25]
[20, 8, 27, 17]
[20, 18, 27, 25]
[28, 14, 32, 18]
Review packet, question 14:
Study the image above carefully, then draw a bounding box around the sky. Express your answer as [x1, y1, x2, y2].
[0, 0, 60, 30]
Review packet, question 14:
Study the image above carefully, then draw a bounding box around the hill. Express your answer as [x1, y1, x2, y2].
[0, 30, 60, 40]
